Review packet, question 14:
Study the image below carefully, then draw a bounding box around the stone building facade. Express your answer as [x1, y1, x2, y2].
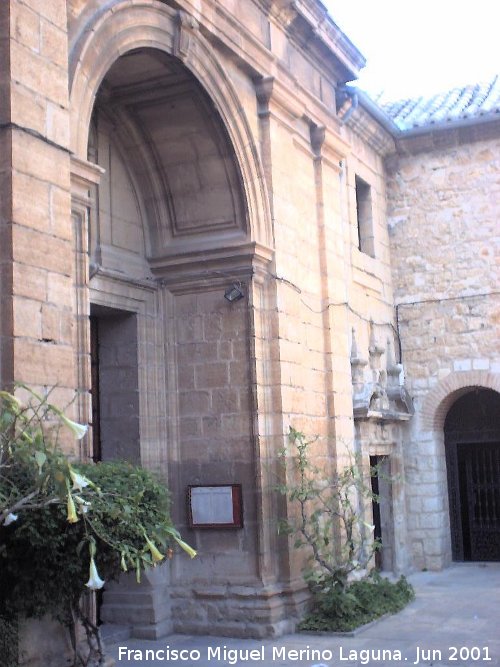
[382, 90, 500, 570]
[0, 0, 498, 644]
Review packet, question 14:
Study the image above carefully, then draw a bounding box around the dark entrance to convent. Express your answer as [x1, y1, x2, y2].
[445, 389, 500, 562]
[90, 306, 140, 465]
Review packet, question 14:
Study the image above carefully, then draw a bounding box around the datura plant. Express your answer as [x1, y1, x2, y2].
[276, 429, 415, 633]
[0, 385, 196, 667]
[277, 427, 380, 591]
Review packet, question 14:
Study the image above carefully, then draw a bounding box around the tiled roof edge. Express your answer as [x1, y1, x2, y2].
[353, 88, 402, 136]
[355, 77, 500, 137]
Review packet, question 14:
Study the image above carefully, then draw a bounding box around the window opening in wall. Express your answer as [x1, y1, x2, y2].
[355, 175, 375, 257]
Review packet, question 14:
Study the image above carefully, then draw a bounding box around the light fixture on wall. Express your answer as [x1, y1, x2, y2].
[224, 283, 244, 303]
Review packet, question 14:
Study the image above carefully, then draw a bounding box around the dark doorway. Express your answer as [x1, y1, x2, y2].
[89, 305, 140, 464]
[370, 456, 394, 571]
[90, 316, 102, 462]
[90, 306, 141, 625]
[445, 389, 500, 562]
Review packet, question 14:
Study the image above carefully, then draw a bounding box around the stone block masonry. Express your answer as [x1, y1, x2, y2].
[1, 0, 498, 651]
[387, 131, 500, 570]
[0, 1, 76, 427]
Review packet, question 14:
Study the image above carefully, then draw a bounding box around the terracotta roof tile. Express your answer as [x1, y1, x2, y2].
[370, 76, 500, 131]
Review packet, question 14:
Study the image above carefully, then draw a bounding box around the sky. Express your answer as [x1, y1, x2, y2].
[323, 0, 499, 100]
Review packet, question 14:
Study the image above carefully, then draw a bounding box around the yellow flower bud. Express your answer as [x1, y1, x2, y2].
[66, 492, 79, 524]
[145, 536, 164, 563]
[173, 536, 197, 559]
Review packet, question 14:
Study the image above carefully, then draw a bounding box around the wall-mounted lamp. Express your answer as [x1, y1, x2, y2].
[224, 283, 244, 303]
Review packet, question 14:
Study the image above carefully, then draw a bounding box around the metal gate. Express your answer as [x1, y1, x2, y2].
[445, 389, 500, 562]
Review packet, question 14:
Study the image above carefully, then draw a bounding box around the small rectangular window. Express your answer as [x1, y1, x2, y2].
[355, 175, 375, 257]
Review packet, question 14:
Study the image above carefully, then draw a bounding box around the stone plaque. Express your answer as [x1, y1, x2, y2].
[187, 485, 243, 528]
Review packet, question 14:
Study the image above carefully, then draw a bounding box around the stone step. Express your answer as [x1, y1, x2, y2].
[100, 623, 132, 644]
[100, 601, 171, 626]
[103, 590, 162, 606]
[131, 618, 173, 640]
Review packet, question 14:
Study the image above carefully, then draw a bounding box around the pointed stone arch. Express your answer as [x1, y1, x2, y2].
[68, 0, 272, 250]
[421, 370, 500, 432]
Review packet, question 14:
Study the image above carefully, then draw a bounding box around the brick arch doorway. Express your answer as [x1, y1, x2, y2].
[444, 388, 500, 561]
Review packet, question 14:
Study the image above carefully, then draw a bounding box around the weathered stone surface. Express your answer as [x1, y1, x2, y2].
[0, 0, 497, 651]
[387, 134, 500, 570]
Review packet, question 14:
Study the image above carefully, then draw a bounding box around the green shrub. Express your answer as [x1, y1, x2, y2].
[0, 386, 195, 666]
[0, 616, 18, 667]
[299, 572, 415, 632]
[0, 461, 181, 624]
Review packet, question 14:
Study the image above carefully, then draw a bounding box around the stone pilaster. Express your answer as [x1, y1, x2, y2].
[0, 1, 75, 437]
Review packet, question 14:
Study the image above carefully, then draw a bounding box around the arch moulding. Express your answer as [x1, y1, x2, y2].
[68, 0, 273, 251]
[421, 370, 500, 432]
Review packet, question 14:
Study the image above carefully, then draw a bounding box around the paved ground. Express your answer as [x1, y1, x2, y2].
[106, 563, 500, 666]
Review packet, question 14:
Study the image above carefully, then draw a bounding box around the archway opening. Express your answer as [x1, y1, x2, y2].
[86, 46, 251, 469]
[87, 47, 247, 280]
[444, 388, 500, 562]
[84, 46, 259, 636]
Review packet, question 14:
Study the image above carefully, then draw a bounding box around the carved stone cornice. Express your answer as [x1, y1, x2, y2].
[149, 241, 274, 292]
[70, 156, 105, 207]
[263, 0, 365, 83]
[345, 106, 396, 157]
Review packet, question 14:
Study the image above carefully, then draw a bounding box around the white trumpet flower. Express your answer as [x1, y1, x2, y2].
[362, 521, 376, 532]
[73, 495, 91, 514]
[70, 469, 92, 491]
[3, 513, 18, 526]
[85, 557, 105, 590]
[60, 415, 88, 440]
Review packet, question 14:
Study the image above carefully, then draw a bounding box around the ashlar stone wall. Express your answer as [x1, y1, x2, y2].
[2, 0, 461, 645]
[0, 1, 79, 451]
[386, 126, 500, 569]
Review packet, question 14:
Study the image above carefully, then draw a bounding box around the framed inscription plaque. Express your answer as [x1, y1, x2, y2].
[187, 484, 243, 529]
